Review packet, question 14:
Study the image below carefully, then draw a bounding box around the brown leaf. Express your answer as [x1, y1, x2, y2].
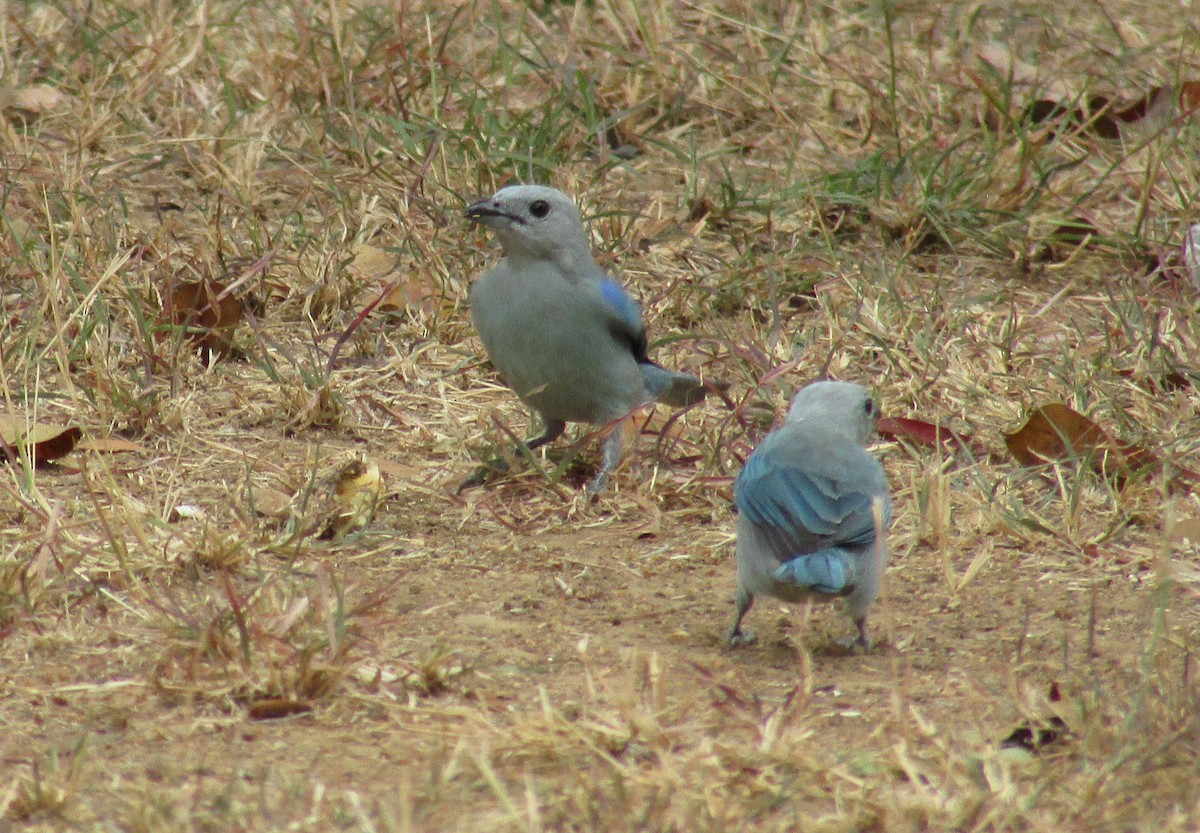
[9, 83, 67, 115]
[1021, 82, 1198, 139]
[1004, 404, 1198, 488]
[877, 416, 978, 455]
[1181, 81, 1200, 114]
[0, 415, 81, 464]
[1004, 404, 1111, 468]
[247, 698, 312, 721]
[348, 243, 395, 279]
[162, 279, 245, 361]
[376, 458, 424, 482]
[375, 273, 437, 317]
[250, 485, 294, 519]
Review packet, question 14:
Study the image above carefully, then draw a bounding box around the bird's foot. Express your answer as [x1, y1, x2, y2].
[834, 634, 871, 652]
[583, 470, 608, 497]
[727, 627, 757, 648]
[834, 619, 871, 651]
[456, 459, 510, 493]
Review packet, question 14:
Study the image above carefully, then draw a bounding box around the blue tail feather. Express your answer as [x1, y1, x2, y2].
[639, 362, 705, 407]
[772, 550, 855, 594]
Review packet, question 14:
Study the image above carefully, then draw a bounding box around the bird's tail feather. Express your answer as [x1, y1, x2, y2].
[773, 550, 856, 594]
[640, 363, 707, 408]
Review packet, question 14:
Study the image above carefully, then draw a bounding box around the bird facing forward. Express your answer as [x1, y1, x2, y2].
[462, 184, 706, 494]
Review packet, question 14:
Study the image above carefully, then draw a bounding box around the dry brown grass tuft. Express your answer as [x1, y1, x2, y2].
[2, 0, 1200, 829]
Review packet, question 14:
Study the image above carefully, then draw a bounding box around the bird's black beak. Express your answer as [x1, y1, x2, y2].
[465, 198, 521, 225]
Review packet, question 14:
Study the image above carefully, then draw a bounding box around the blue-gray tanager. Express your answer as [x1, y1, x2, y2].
[462, 185, 706, 493]
[729, 381, 892, 648]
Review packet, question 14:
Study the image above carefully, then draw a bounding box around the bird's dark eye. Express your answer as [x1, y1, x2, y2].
[864, 398, 875, 416]
[529, 200, 551, 218]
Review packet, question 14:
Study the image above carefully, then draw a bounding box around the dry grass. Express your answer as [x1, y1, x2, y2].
[3, 0, 1200, 830]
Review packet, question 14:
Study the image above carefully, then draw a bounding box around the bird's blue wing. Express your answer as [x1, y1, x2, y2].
[735, 437, 887, 550]
[596, 276, 649, 362]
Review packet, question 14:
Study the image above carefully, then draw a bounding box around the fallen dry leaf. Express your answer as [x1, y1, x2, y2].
[0, 415, 81, 464]
[375, 274, 439, 317]
[1005, 403, 1198, 489]
[76, 438, 148, 454]
[162, 279, 246, 361]
[877, 416, 979, 455]
[376, 458, 424, 482]
[318, 458, 385, 541]
[247, 698, 312, 721]
[9, 83, 67, 115]
[251, 485, 295, 519]
[349, 243, 396, 279]
[1004, 404, 1111, 468]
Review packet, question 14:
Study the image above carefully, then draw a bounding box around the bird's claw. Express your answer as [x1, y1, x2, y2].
[727, 627, 757, 648]
[456, 459, 510, 493]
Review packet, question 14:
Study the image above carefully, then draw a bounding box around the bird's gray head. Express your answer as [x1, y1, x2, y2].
[466, 185, 592, 270]
[785, 380, 880, 445]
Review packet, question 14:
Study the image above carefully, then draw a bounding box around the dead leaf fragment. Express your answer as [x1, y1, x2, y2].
[247, 698, 312, 721]
[1181, 81, 1200, 114]
[318, 458, 385, 541]
[375, 274, 438, 316]
[1004, 404, 1110, 468]
[76, 437, 148, 454]
[877, 416, 978, 455]
[0, 415, 81, 464]
[162, 279, 246, 361]
[251, 485, 295, 519]
[9, 83, 66, 115]
[1004, 404, 1197, 489]
[349, 243, 396, 279]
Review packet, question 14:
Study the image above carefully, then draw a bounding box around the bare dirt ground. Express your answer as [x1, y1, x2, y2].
[2, 1, 1200, 831]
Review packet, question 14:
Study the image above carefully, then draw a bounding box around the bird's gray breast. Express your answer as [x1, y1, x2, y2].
[470, 262, 644, 424]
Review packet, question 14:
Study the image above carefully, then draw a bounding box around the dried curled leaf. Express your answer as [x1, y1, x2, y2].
[1169, 517, 1200, 545]
[0, 415, 81, 464]
[318, 458, 386, 541]
[76, 437, 147, 454]
[6, 83, 67, 116]
[1005, 403, 1197, 489]
[877, 416, 978, 455]
[1005, 404, 1110, 468]
[247, 698, 312, 721]
[162, 279, 246, 361]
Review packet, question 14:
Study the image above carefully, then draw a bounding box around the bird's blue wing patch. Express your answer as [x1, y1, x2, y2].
[599, 277, 644, 335]
[597, 276, 649, 361]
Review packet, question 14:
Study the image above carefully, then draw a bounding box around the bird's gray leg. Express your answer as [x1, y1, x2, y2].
[585, 426, 624, 495]
[457, 419, 566, 493]
[849, 615, 870, 649]
[727, 585, 757, 647]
